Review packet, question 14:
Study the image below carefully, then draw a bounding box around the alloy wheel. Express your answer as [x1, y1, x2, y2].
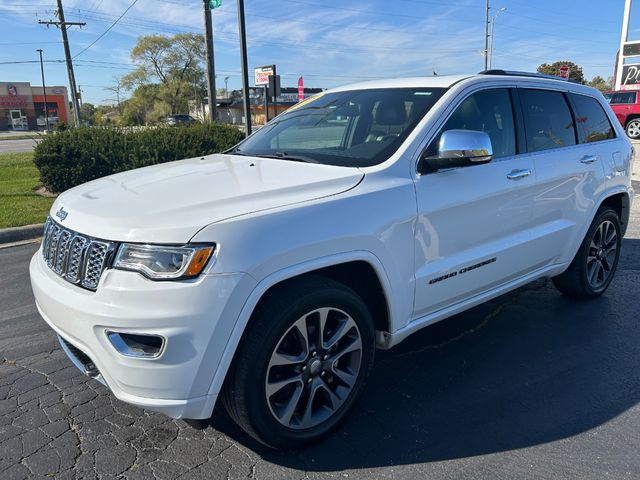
[586, 219, 618, 289]
[265, 307, 362, 430]
[627, 120, 640, 138]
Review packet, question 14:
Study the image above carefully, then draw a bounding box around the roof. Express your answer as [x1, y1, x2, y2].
[328, 75, 471, 92]
[326, 72, 597, 94]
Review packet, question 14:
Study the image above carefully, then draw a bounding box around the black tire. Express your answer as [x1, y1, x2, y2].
[222, 275, 375, 449]
[552, 207, 621, 299]
[626, 118, 640, 139]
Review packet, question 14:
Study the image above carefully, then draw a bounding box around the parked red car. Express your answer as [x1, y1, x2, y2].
[604, 90, 640, 139]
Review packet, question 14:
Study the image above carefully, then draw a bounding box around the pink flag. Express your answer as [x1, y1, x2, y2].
[297, 76, 304, 102]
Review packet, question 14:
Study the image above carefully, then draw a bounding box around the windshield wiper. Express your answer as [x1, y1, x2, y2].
[227, 147, 250, 156]
[255, 152, 320, 164]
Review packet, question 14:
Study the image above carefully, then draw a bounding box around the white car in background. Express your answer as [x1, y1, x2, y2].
[30, 70, 633, 448]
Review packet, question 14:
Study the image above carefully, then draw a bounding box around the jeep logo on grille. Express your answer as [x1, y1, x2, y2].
[55, 207, 68, 221]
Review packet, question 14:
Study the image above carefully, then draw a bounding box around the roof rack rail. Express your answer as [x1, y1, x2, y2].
[478, 69, 579, 83]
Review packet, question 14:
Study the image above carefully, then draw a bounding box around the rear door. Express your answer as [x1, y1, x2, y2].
[413, 87, 541, 317]
[521, 88, 609, 267]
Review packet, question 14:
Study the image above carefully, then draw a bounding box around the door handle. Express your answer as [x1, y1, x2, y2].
[580, 155, 598, 164]
[507, 169, 531, 180]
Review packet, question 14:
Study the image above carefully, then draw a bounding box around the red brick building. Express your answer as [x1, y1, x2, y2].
[0, 82, 70, 131]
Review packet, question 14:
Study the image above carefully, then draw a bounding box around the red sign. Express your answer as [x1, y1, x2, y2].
[559, 65, 570, 80]
[297, 76, 304, 102]
[0, 95, 28, 108]
[254, 65, 275, 86]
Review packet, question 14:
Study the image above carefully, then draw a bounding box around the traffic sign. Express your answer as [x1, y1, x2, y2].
[559, 65, 570, 80]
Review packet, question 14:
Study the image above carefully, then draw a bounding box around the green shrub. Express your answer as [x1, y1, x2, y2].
[34, 123, 245, 193]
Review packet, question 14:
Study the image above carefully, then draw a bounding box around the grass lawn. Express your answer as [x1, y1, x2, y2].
[0, 152, 54, 229]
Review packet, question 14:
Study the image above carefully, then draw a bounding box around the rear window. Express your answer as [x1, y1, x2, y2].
[605, 92, 637, 104]
[570, 94, 615, 144]
[520, 89, 576, 153]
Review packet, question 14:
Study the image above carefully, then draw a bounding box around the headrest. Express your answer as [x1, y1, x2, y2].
[374, 99, 406, 125]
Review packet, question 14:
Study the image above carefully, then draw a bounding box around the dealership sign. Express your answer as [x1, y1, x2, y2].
[621, 63, 640, 90]
[254, 65, 275, 86]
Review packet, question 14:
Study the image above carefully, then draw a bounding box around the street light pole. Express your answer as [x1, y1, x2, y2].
[36, 49, 49, 131]
[236, 0, 251, 135]
[488, 8, 506, 70]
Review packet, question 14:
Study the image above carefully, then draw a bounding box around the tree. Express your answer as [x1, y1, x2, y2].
[119, 84, 160, 126]
[105, 76, 125, 113]
[79, 102, 96, 125]
[537, 61, 585, 84]
[122, 33, 206, 116]
[588, 75, 613, 93]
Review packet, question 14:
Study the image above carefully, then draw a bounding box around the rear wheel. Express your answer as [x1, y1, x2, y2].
[222, 276, 375, 449]
[552, 207, 621, 299]
[626, 119, 640, 139]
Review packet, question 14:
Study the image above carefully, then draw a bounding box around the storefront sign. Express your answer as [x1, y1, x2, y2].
[0, 95, 28, 108]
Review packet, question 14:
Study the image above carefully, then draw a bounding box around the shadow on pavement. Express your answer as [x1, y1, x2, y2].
[204, 239, 640, 471]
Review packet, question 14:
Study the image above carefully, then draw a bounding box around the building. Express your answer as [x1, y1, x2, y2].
[0, 82, 70, 131]
[192, 87, 324, 126]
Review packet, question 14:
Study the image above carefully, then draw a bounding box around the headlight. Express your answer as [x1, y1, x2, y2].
[113, 244, 215, 280]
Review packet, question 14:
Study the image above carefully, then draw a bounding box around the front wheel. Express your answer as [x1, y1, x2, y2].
[222, 276, 375, 449]
[552, 207, 621, 299]
[626, 119, 640, 139]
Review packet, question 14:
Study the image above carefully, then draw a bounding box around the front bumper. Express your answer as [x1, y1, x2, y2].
[29, 249, 256, 419]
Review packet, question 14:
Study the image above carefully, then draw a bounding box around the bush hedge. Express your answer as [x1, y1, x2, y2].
[33, 123, 245, 193]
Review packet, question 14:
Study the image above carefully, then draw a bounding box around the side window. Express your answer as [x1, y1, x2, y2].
[520, 89, 576, 152]
[570, 94, 616, 144]
[608, 92, 636, 104]
[432, 88, 516, 158]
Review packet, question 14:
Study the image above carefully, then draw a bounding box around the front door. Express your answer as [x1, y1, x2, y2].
[9, 110, 27, 130]
[413, 88, 540, 317]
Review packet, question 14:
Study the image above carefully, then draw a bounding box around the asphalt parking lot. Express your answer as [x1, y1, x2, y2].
[1, 181, 640, 480]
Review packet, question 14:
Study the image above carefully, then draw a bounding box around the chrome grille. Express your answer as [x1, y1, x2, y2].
[41, 217, 116, 291]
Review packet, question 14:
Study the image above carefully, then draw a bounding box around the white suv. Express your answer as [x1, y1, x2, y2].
[30, 71, 634, 448]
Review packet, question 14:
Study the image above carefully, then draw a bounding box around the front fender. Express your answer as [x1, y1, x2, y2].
[204, 250, 395, 400]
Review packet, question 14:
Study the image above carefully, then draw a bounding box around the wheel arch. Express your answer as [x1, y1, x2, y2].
[600, 190, 631, 236]
[206, 251, 395, 401]
[625, 114, 640, 127]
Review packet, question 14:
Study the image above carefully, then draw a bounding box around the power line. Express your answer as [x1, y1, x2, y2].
[72, 0, 139, 59]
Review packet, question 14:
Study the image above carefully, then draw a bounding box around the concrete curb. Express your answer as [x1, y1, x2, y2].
[0, 223, 44, 244]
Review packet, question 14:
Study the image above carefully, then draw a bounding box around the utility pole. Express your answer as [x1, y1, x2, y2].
[484, 0, 490, 70]
[39, 0, 85, 127]
[488, 8, 506, 70]
[237, 0, 252, 135]
[203, 0, 217, 122]
[36, 49, 49, 131]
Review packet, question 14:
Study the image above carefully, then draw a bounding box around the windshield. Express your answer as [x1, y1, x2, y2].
[231, 87, 446, 167]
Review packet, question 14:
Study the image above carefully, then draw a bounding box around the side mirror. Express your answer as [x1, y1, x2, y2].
[420, 129, 493, 173]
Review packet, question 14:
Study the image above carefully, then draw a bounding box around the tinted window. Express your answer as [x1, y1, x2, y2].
[570, 94, 615, 143]
[233, 88, 446, 167]
[520, 89, 576, 152]
[605, 92, 636, 104]
[432, 88, 516, 158]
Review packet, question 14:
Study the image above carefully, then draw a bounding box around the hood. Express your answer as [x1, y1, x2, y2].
[50, 154, 363, 243]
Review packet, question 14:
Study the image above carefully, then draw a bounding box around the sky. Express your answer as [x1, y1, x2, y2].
[0, 0, 635, 105]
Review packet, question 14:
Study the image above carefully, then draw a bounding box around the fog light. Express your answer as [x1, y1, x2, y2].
[107, 331, 165, 358]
